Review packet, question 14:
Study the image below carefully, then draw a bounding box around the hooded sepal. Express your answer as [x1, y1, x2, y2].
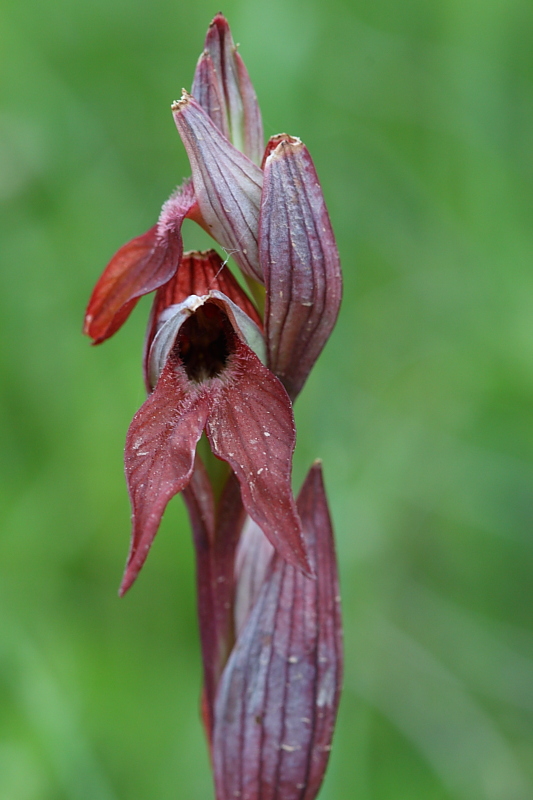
[143, 249, 262, 391]
[212, 463, 343, 800]
[172, 92, 263, 283]
[147, 292, 265, 391]
[259, 136, 342, 400]
[84, 180, 196, 343]
[192, 13, 264, 165]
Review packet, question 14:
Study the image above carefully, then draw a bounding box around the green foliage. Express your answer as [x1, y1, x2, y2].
[1, 0, 533, 797]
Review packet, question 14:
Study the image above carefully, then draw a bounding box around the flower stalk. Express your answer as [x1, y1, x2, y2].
[84, 15, 343, 799]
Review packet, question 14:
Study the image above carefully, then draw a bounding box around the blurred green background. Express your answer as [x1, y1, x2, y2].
[1, 0, 533, 797]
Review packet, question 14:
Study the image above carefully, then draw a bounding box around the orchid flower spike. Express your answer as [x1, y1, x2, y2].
[84, 16, 343, 800]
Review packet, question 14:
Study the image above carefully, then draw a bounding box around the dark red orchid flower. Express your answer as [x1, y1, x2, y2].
[120, 250, 311, 596]
[85, 15, 343, 800]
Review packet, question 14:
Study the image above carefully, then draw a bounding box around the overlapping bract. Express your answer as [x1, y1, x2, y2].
[191, 13, 264, 165]
[213, 465, 342, 800]
[84, 15, 343, 800]
[260, 136, 342, 400]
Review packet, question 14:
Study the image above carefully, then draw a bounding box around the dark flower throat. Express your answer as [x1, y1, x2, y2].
[176, 303, 233, 382]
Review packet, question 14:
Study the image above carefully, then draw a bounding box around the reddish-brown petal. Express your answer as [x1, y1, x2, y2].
[84, 226, 156, 343]
[172, 92, 263, 282]
[205, 337, 311, 576]
[212, 463, 343, 800]
[192, 14, 263, 165]
[144, 250, 262, 390]
[120, 359, 211, 595]
[84, 181, 196, 344]
[259, 136, 342, 400]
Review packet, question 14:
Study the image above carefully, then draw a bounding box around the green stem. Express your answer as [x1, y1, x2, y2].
[244, 274, 266, 320]
[197, 433, 231, 502]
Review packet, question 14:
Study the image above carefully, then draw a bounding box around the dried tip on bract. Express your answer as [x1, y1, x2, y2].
[270, 135, 303, 160]
[272, 132, 302, 147]
[210, 12, 229, 29]
[261, 133, 302, 167]
[171, 90, 191, 112]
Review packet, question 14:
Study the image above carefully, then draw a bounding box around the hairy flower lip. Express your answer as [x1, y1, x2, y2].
[121, 338, 312, 594]
[121, 286, 312, 597]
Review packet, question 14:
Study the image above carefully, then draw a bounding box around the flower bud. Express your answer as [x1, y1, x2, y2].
[173, 92, 263, 283]
[259, 136, 342, 400]
[192, 13, 264, 165]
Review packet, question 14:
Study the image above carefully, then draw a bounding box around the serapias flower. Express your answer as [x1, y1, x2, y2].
[85, 16, 344, 800]
[120, 250, 310, 596]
